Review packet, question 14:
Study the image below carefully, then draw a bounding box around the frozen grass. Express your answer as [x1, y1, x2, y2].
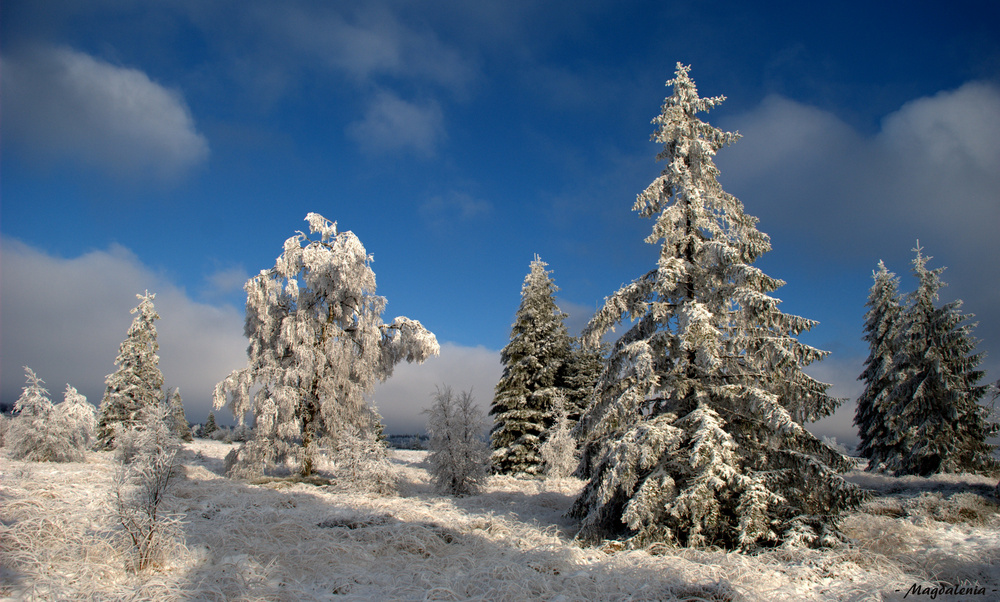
[3, 443, 1000, 601]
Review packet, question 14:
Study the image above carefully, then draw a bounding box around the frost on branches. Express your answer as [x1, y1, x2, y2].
[165, 387, 193, 443]
[214, 213, 440, 478]
[490, 255, 572, 475]
[425, 386, 490, 496]
[98, 292, 165, 449]
[855, 262, 905, 467]
[873, 246, 998, 476]
[8, 367, 96, 462]
[569, 63, 864, 550]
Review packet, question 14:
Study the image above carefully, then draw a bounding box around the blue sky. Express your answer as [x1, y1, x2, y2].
[3, 1, 999, 443]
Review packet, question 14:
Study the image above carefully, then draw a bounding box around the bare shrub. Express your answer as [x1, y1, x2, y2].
[112, 406, 184, 572]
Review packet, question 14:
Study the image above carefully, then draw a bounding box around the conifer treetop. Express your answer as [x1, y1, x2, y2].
[14, 366, 52, 418]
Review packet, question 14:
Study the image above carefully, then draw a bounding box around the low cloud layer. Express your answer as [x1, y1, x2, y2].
[713, 81, 1000, 449]
[1, 238, 501, 434]
[0, 239, 246, 423]
[719, 82, 1000, 269]
[2, 45, 209, 180]
[372, 343, 502, 434]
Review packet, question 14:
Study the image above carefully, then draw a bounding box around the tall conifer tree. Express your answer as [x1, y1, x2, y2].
[570, 64, 863, 549]
[98, 292, 164, 449]
[855, 262, 904, 466]
[881, 245, 997, 476]
[490, 255, 572, 475]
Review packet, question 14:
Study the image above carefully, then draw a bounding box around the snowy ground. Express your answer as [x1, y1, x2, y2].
[3, 441, 1000, 601]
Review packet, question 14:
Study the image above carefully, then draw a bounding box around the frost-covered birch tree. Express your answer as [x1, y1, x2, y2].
[214, 213, 439, 478]
[98, 292, 164, 449]
[878, 245, 997, 476]
[569, 63, 864, 550]
[425, 386, 490, 496]
[490, 255, 572, 475]
[855, 262, 905, 467]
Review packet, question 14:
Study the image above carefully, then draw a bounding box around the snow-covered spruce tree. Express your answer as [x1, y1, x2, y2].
[201, 411, 219, 439]
[855, 262, 905, 467]
[561, 337, 606, 424]
[214, 213, 439, 478]
[880, 245, 997, 476]
[569, 63, 864, 550]
[98, 292, 165, 449]
[490, 255, 572, 475]
[425, 386, 490, 496]
[165, 387, 193, 442]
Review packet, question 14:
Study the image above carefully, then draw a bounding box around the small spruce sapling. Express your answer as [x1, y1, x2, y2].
[202, 411, 219, 438]
[540, 398, 579, 478]
[112, 404, 182, 572]
[57, 384, 98, 453]
[165, 387, 193, 442]
[8, 367, 93, 462]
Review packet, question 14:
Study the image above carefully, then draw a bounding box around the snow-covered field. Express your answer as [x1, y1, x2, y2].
[3, 440, 999, 601]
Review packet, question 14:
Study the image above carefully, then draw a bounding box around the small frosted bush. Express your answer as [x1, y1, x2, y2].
[425, 386, 490, 496]
[540, 404, 579, 478]
[8, 368, 95, 463]
[112, 405, 183, 572]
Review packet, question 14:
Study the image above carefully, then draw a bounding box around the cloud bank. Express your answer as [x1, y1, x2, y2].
[372, 343, 502, 434]
[0, 239, 246, 424]
[716, 81, 1000, 449]
[1, 239, 501, 434]
[719, 81, 1000, 267]
[2, 46, 209, 180]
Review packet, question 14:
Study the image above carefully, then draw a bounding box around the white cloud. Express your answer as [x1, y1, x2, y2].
[347, 91, 445, 156]
[203, 265, 252, 298]
[2, 45, 209, 180]
[716, 81, 1000, 424]
[269, 3, 475, 92]
[718, 82, 1000, 255]
[420, 191, 493, 228]
[0, 239, 245, 424]
[0, 238, 502, 434]
[371, 342, 502, 434]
